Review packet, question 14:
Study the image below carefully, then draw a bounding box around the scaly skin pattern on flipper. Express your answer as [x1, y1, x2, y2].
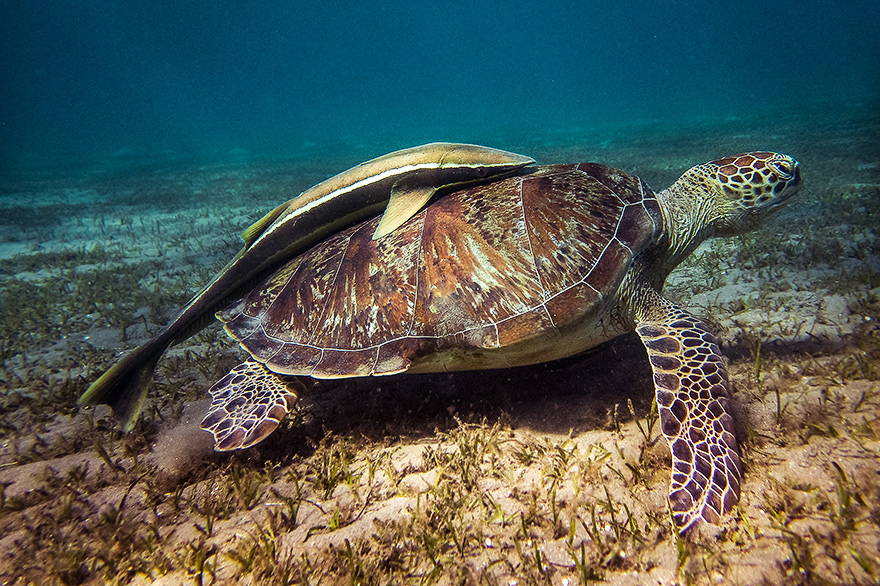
[635, 288, 741, 531]
[201, 361, 299, 451]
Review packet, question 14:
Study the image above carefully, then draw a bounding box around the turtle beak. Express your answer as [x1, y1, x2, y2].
[772, 160, 802, 208]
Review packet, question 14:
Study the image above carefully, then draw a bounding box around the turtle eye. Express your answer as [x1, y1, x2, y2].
[772, 160, 793, 179]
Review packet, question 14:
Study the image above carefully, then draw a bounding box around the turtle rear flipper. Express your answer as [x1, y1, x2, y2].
[635, 290, 742, 532]
[201, 361, 299, 451]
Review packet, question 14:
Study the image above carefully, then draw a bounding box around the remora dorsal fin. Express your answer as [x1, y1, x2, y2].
[241, 200, 290, 247]
[372, 181, 437, 240]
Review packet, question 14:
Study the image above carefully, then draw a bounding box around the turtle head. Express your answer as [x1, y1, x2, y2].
[695, 151, 802, 236]
[657, 151, 801, 267]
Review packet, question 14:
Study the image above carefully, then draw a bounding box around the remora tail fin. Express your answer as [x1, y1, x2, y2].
[78, 335, 168, 431]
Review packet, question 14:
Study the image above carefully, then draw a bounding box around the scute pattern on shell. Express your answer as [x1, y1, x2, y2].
[216, 164, 662, 378]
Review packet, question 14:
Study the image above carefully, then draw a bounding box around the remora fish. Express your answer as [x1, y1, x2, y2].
[79, 142, 535, 430]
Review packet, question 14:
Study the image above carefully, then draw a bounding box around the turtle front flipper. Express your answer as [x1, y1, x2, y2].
[200, 361, 299, 451]
[634, 290, 741, 532]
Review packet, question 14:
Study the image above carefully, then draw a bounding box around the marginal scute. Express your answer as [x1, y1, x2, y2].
[266, 343, 321, 376]
[454, 324, 501, 349]
[642, 197, 663, 234]
[544, 282, 600, 326]
[373, 338, 433, 375]
[217, 297, 247, 323]
[312, 347, 378, 378]
[221, 312, 260, 338]
[497, 307, 554, 346]
[240, 329, 284, 362]
[637, 324, 665, 338]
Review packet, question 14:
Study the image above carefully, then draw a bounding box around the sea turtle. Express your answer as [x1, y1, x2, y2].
[198, 151, 801, 531]
[195, 151, 803, 531]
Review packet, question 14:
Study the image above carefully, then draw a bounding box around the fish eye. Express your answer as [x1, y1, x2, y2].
[475, 166, 488, 178]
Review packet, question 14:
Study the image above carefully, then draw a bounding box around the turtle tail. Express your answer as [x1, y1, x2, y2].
[78, 336, 168, 431]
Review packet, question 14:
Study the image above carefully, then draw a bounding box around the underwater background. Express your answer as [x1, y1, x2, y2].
[1, 1, 880, 585]
[2, 0, 878, 170]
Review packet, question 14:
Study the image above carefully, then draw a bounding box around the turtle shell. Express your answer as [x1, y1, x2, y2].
[217, 163, 663, 378]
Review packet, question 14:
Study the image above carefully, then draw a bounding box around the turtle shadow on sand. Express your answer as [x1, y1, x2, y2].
[261, 333, 657, 452]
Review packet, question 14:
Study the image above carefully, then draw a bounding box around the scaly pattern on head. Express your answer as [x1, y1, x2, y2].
[658, 151, 801, 266]
[694, 151, 801, 235]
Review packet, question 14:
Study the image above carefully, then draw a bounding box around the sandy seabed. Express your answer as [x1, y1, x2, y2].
[1, 105, 878, 585]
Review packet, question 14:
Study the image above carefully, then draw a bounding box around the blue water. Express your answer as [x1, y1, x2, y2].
[2, 0, 879, 172]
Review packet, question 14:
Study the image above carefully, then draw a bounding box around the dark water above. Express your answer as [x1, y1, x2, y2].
[2, 1, 879, 173]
